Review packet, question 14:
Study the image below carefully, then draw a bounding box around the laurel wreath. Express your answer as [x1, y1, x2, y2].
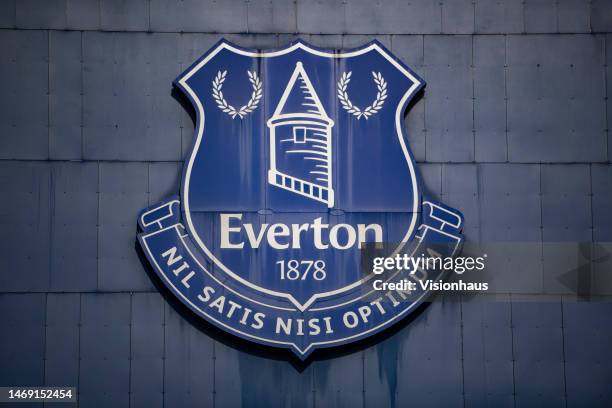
[337, 71, 387, 120]
[212, 70, 263, 119]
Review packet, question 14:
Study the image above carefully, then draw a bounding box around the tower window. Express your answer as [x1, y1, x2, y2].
[293, 127, 307, 143]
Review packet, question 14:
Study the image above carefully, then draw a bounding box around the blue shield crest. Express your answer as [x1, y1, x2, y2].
[138, 39, 464, 358]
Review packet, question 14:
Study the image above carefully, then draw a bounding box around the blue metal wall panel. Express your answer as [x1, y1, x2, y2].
[246, 0, 296, 33]
[150, 0, 248, 33]
[474, 36, 507, 162]
[163, 303, 215, 408]
[507, 35, 607, 162]
[441, 164, 479, 240]
[419, 163, 442, 197]
[592, 164, 612, 240]
[0, 294, 45, 385]
[16, 0, 66, 29]
[83, 32, 182, 161]
[395, 299, 463, 407]
[0, 0, 15, 28]
[391, 35, 426, 162]
[541, 165, 592, 241]
[363, 344, 394, 408]
[344, 0, 442, 35]
[591, 0, 612, 32]
[474, 0, 524, 33]
[65, 0, 100, 30]
[424, 36, 474, 162]
[563, 302, 612, 406]
[462, 299, 514, 407]
[130, 293, 164, 408]
[313, 353, 363, 408]
[49, 31, 82, 160]
[441, 0, 475, 34]
[79, 294, 131, 408]
[297, 0, 346, 35]
[44, 293, 80, 408]
[512, 301, 566, 407]
[0, 162, 50, 292]
[100, 0, 149, 31]
[607, 35, 612, 165]
[0, 2, 610, 407]
[524, 0, 558, 33]
[49, 162, 98, 291]
[558, 0, 591, 33]
[480, 164, 541, 241]
[98, 163, 151, 291]
[0, 30, 48, 160]
[148, 162, 182, 205]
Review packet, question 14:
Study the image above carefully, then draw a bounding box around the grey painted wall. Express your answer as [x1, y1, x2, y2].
[1, 1, 611, 407]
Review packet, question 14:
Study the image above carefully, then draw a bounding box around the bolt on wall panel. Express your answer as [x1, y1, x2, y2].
[16, 0, 101, 30]
[363, 340, 398, 408]
[65, 0, 100, 30]
[0, 0, 15, 28]
[0, 294, 46, 386]
[150, 0, 248, 33]
[591, 0, 612, 32]
[592, 164, 612, 241]
[49, 162, 98, 291]
[475, 0, 524, 34]
[222, 351, 314, 408]
[0, 162, 51, 292]
[297, 0, 346, 34]
[479, 163, 542, 242]
[558, 0, 591, 33]
[0, 30, 48, 160]
[16, 0, 67, 29]
[442, 0, 475, 34]
[246, 0, 296, 33]
[163, 302, 214, 408]
[148, 162, 182, 205]
[474, 36, 507, 162]
[130, 293, 164, 408]
[607, 35, 612, 164]
[462, 299, 514, 407]
[441, 164, 479, 240]
[564, 302, 612, 405]
[507, 35, 606, 162]
[419, 163, 442, 197]
[344, 0, 427, 35]
[478, 243, 543, 293]
[524, 0, 558, 33]
[44, 294, 80, 394]
[541, 165, 592, 241]
[83, 32, 182, 161]
[395, 300, 463, 406]
[424, 36, 474, 162]
[512, 301, 566, 407]
[313, 352, 364, 408]
[98, 162, 150, 291]
[79, 293, 131, 408]
[392, 35, 426, 161]
[49, 31, 82, 160]
[100, 0, 149, 31]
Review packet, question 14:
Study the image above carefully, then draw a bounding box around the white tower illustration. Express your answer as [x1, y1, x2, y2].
[267, 62, 335, 207]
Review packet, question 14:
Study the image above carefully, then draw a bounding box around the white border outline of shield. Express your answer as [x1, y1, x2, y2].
[177, 39, 423, 312]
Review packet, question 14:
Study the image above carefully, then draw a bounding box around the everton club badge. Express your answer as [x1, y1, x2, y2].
[138, 39, 463, 359]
